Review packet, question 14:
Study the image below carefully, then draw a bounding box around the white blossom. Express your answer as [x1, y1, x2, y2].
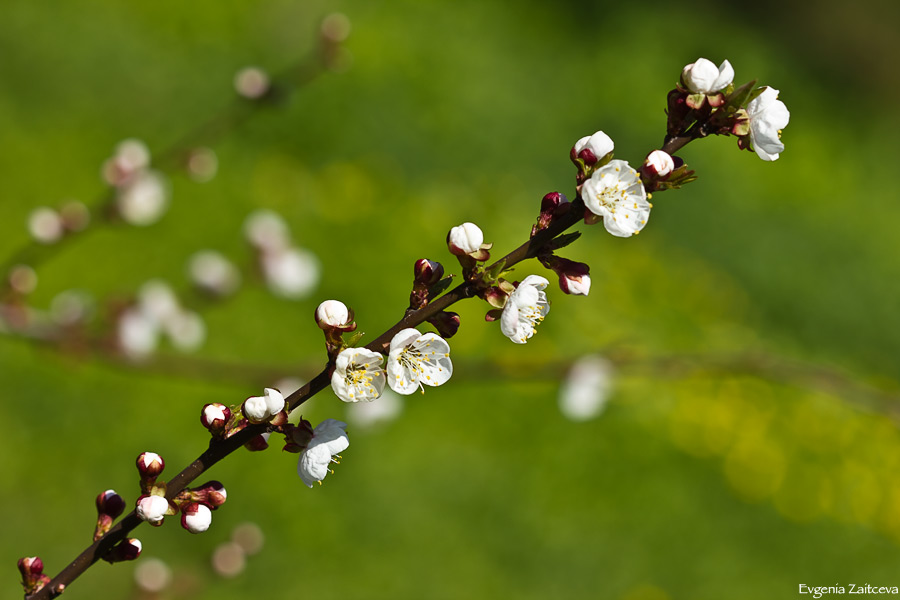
[116, 170, 169, 226]
[500, 275, 550, 344]
[573, 130, 614, 161]
[163, 310, 206, 352]
[747, 87, 791, 162]
[243, 210, 290, 253]
[136, 495, 169, 525]
[681, 58, 733, 94]
[581, 159, 650, 238]
[644, 150, 674, 178]
[298, 419, 350, 488]
[243, 387, 284, 423]
[181, 504, 212, 534]
[118, 309, 159, 359]
[331, 347, 386, 402]
[316, 300, 350, 328]
[386, 328, 453, 394]
[448, 222, 484, 254]
[262, 247, 320, 299]
[28, 207, 64, 244]
[234, 67, 270, 99]
[189, 250, 240, 296]
[559, 355, 614, 422]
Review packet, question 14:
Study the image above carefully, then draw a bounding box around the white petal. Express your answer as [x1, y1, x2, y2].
[711, 59, 734, 92]
[312, 419, 350, 454]
[298, 445, 332, 488]
[263, 388, 285, 415]
[389, 328, 423, 353]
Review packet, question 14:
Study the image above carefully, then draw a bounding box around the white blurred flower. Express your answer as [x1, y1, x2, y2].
[345, 388, 403, 428]
[331, 347, 385, 402]
[138, 280, 180, 325]
[386, 328, 452, 394]
[188, 250, 240, 297]
[50, 289, 92, 326]
[298, 419, 349, 487]
[28, 207, 64, 244]
[118, 308, 159, 359]
[243, 210, 291, 252]
[581, 159, 650, 238]
[500, 275, 550, 344]
[231, 522, 265, 555]
[211, 542, 246, 578]
[573, 130, 614, 162]
[133, 557, 172, 594]
[447, 222, 484, 255]
[681, 58, 733, 94]
[186, 147, 218, 182]
[234, 67, 270, 99]
[116, 170, 169, 226]
[262, 247, 320, 299]
[8, 265, 38, 295]
[747, 87, 791, 162]
[162, 310, 206, 352]
[559, 355, 614, 422]
[103, 139, 151, 186]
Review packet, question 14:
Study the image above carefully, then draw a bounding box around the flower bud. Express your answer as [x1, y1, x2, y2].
[18, 556, 50, 594]
[571, 131, 614, 167]
[96, 489, 126, 519]
[181, 503, 213, 534]
[244, 432, 270, 452]
[104, 538, 142, 563]
[201, 403, 232, 434]
[447, 222, 484, 256]
[315, 300, 350, 329]
[542, 256, 591, 296]
[426, 311, 461, 339]
[242, 396, 269, 424]
[136, 452, 165, 478]
[642, 150, 675, 179]
[193, 480, 227, 508]
[681, 58, 733, 95]
[136, 495, 169, 526]
[413, 258, 444, 287]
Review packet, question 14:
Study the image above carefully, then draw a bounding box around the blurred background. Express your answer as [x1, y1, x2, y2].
[3, 0, 900, 598]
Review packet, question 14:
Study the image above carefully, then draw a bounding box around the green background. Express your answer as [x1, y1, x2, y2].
[3, 1, 900, 599]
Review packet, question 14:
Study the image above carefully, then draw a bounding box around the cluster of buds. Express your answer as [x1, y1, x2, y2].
[175, 481, 227, 534]
[668, 57, 790, 161]
[102, 139, 170, 226]
[18, 557, 51, 595]
[94, 489, 126, 541]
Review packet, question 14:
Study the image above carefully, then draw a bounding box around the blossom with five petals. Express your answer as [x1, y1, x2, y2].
[500, 275, 550, 344]
[331, 347, 386, 402]
[747, 87, 790, 161]
[298, 419, 350, 488]
[387, 328, 453, 394]
[581, 159, 650, 238]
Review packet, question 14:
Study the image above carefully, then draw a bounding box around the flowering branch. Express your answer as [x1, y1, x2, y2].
[22, 56, 792, 599]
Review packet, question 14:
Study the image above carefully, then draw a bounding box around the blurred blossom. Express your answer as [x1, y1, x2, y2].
[28, 207, 64, 244]
[8, 265, 38, 295]
[186, 147, 218, 182]
[345, 388, 404, 428]
[59, 200, 90, 232]
[211, 542, 246, 578]
[133, 557, 172, 594]
[234, 67, 270, 100]
[321, 12, 352, 43]
[162, 310, 206, 352]
[188, 250, 240, 297]
[102, 138, 150, 186]
[116, 170, 169, 226]
[138, 280, 180, 324]
[231, 522, 265, 556]
[243, 210, 290, 253]
[50, 289, 93, 326]
[274, 377, 304, 396]
[558, 355, 614, 422]
[118, 308, 159, 359]
[262, 247, 320, 299]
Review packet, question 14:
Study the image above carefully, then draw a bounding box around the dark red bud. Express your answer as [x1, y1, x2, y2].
[427, 311, 461, 339]
[413, 259, 444, 287]
[95, 490, 126, 518]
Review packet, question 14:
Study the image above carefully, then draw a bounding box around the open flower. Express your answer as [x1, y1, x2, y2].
[331, 348, 386, 402]
[500, 275, 550, 344]
[386, 328, 452, 394]
[581, 159, 650, 238]
[298, 419, 349, 488]
[681, 58, 733, 94]
[747, 87, 790, 161]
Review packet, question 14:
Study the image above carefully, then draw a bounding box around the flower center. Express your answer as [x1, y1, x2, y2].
[345, 363, 375, 399]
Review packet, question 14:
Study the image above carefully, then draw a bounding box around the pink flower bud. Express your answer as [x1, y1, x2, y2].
[447, 222, 484, 255]
[413, 258, 444, 287]
[96, 489, 126, 518]
[315, 299, 350, 329]
[17, 556, 44, 579]
[540, 192, 568, 213]
[427, 311, 461, 339]
[136, 495, 169, 526]
[643, 150, 675, 179]
[181, 503, 213, 534]
[136, 452, 165, 477]
[201, 403, 231, 433]
[104, 538, 143, 563]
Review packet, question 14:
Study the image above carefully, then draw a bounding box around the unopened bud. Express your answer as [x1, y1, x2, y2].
[242, 388, 283, 424]
[447, 222, 484, 256]
[681, 58, 733, 95]
[96, 489, 126, 518]
[104, 538, 142, 563]
[643, 150, 675, 179]
[136, 495, 169, 526]
[413, 258, 444, 287]
[201, 403, 232, 434]
[199, 480, 228, 508]
[18, 556, 50, 594]
[540, 192, 568, 213]
[244, 432, 270, 452]
[136, 452, 165, 478]
[427, 311, 461, 339]
[315, 300, 351, 329]
[543, 256, 591, 296]
[181, 503, 213, 534]
[571, 131, 614, 167]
